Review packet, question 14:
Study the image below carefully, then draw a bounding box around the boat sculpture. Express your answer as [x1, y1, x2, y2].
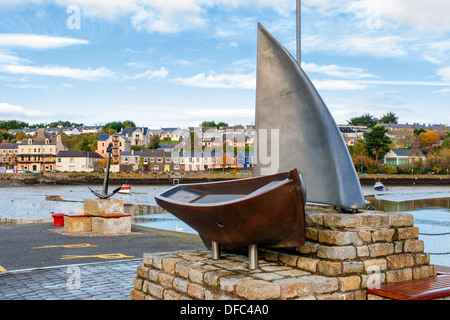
[155, 168, 306, 269]
[254, 24, 366, 212]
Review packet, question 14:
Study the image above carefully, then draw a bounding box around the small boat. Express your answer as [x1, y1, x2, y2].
[374, 181, 384, 191]
[155, 168, 306, 250]
[118, 184, 131, 194]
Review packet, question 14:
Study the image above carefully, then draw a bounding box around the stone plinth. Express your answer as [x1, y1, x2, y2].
[84, 198, 124, 216]
[92, 215, 131, 235]
[131, 207, 438, 300]
[64, 214, 92, 233]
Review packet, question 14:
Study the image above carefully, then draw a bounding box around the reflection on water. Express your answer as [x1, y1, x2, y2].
[366, 197, 450, 212]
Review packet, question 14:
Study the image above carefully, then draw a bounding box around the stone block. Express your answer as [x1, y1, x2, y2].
[369, 243, 394, 257]
[397, 227, 419, 240]
[91, 216, 131, 235]
[403, 239, 425, 253]
[236, 279, 281, 300]
[323, 214, 359, 229]
[359, 213, 390, 229]
[297, 257, 319, 273]
[385, 268, 413, 283]
[317, 260, 342, 276]
[343, 261, 364, 274]
[63, 215, 92, 233]
[273, 278, 313, 299]
[318, 230, 359, 246]
[389, 213, 414, 227]
[338, 276, 361, 292]
[188, 283, 205, 300]
[386, 254, 415, 270]
[84, 198, 124, 216]
[317, 245, 356, 260]
[371, 229, 395, 242]
[413, 265, 437, 279]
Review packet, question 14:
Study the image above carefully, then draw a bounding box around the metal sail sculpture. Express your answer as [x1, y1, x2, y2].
[253, 24, 365, 212]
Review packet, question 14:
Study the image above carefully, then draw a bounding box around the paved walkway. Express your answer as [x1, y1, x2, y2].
[0, 259, 142, 300]
[0, 223, 204, 300]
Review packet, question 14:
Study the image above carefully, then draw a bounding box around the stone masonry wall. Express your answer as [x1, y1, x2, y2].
[130, 207, 437, 300]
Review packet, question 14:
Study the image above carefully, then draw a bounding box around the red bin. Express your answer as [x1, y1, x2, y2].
[52, 213, 65, 226]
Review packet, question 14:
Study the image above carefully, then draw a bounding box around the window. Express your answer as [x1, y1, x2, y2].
[157, 158, 163, 163]
[153, 165, 159, 170]
[58, 158, 61, 163]
[150, 158, 154, 163]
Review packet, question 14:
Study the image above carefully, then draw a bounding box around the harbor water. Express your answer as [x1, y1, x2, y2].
[0, 183, 449, 266]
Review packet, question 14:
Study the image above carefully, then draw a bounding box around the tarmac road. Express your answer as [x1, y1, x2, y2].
[0, 223, 205, 272]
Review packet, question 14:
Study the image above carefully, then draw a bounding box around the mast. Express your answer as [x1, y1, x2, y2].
[296, 0, 301, 63]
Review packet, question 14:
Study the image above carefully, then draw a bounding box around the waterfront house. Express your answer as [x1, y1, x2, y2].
[119, 150, 141, 172]
[383, 148, 426, 167]
[140, 149, 166, 173]
[55, 151, 103, 172]
[0, 143, 19, 171]
[120, 127, 150, 147]
[17, 129, 68, 172]
[183, 151, 204, 172]
[236, 150, 254, 168]
[96, 134, 131, 164]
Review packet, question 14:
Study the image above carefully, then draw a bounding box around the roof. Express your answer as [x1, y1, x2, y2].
[140, 149, 165, 157]
[389, 149, 425, 157]
[0, 143, 19, 149]
[56, 151, 104, 158]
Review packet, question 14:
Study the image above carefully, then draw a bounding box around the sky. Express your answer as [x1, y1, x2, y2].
[0, 0, 450, 129]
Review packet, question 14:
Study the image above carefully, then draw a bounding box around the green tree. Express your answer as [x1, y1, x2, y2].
[413, 128, 426, 136]
[364, 126, 392, 161]
[380, 112, 399, 124]
[15, 131, 27, 141]
[148, 134, 160, 149]
[347, 113, 378, 128]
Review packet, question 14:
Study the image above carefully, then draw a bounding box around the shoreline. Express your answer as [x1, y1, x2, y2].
[0, 172, 449, 187]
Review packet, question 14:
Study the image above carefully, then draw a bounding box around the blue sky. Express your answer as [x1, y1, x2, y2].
[0, 0, 450, 128]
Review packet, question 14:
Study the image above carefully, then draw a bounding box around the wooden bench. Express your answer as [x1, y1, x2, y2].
[367, 273, 450, 300]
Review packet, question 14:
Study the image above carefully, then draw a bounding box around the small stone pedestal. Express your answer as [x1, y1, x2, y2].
[92, 214, 132, 235]
[64, 214, 92, 233]
[131, 206, 438, 300]
[63, 198, 131, 235]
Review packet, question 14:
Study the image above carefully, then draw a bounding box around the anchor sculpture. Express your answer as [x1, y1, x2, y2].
[88, 142, 121, 199]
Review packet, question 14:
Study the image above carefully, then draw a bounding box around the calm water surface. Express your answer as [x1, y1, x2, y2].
[1, 183, 449, 265]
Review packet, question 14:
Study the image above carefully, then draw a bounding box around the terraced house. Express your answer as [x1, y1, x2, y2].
[0, 143, 19, 171]
[17, 129, 68, 172]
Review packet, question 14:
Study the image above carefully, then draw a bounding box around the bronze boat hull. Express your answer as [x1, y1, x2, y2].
[155, 168, 306, 249]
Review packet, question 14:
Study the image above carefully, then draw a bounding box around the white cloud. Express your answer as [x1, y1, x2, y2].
[437, 67, 450, 82]
[311, 79, 369, 91]
[348, 0, 450, 34]
[0, 34, 88, 49]
[173, 72, 255, 89]
[0, 64, 115, 81]
[0, 102, 53, 119]
[302, 62, 377, 79]
[131, 67, 168, 80]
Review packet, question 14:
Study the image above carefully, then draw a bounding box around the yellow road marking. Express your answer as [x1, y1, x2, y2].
[60, 253, 134, 260]
[32, 243, 98, 249]
[0, 266, 7, 272]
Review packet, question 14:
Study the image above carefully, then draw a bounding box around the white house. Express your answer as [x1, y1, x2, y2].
[56, 151, 104, 172]
[383, 148, 426, 167]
